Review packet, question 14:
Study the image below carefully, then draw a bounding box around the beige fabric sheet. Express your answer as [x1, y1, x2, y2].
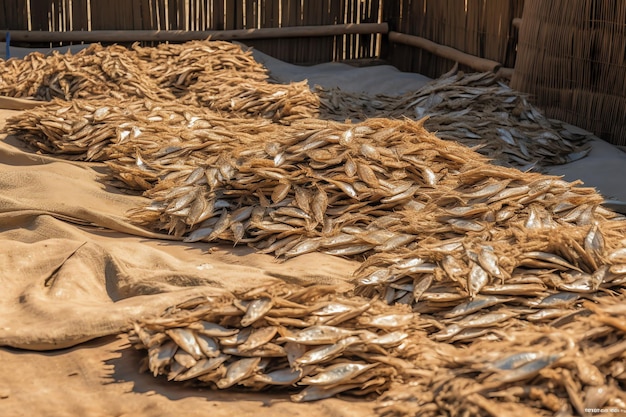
[0, 104, 368, 416]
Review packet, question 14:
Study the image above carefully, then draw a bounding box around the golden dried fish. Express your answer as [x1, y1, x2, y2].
[468, 262, 490, 298]
[240, 297, 273, 327]
[299, 337, 362, 365]
[291, 383, 361, 402]
[216, 357, 262, 389]
[188, 321, 239, 337]
[238, 326, 278, 352]
[483, 353, 563, 385]
[166, 328, 204, 360]
[173, 349, 198, 368]
[300, 362, 379, 386]
[278, 325, 361, 345]
[175, 354, 231, 382]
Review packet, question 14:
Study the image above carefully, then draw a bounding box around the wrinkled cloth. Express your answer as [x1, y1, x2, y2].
[0, 105, 357, 351]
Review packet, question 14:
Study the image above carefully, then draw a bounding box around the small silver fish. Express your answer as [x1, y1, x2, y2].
[468, 262, 490, 298]
[194, 333, 221, 358]
[148, 341, 178, 377]
[485, 353, 563, 384]
[240, 297, 273, 327]
[174, 354, 230, 381]
[166, 328, 203, 360]
[278, 325, 360, 345]
[238, 326, 278, 352]
[251, 367, 306, 386]
[291, 383, 361, 402]
[294, 336, 361, 367]
[190, 321, 239, 337]
[300, 362, 378, 386]
[216, 357, 262, 389]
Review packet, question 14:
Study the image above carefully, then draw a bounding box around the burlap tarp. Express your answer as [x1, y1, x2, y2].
[0, 103, 372, 416]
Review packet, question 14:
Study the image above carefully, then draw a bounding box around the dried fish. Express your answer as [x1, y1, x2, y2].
[175, 354, 230, 381]
[130, 278, 626, 414]
[483, 353, 563, 385]
[251, 367, 306, 386]
[278, 325, 360, 345]
[7, 38, 626, 414]
[166, 328, 203, 360]
[216, 357, 262, 389]
[291, 383, 361, 402]
[238, 326, 278, 352]
[190, 321, 239, 337]
[240, 297, 273, 327]
[300, 362, 378, 386]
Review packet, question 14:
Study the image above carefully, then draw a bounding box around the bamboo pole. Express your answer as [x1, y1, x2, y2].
[496, 67, 515, 80]
[388, 31, 502, 73]
[0, 23, 389, 43]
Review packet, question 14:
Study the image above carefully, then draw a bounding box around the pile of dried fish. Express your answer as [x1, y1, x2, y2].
[131, 39, 269, 89]
[128, 113, 626, 341]
[5, 97, 278, 163]
[130, 284, 626, 415]
[3, 38, 626, 414]
[375, 289, 626, 416]
[1, 38, 593, 167]
[131, 41, 319, 120]
[7, 99, 626, 324]
[0, 43, 174, 102]
[316, 69, 593, 170]
[0, 40, 319, 121]
[130, 284, 422, 401]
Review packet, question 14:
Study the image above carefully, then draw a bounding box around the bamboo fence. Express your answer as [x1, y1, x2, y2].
[1, 0, 521, 70]
[1, 0, 383, 65]
[3, 1, 626, 145]
[383, 0, 524, 77]
[511, 0, 626, 146]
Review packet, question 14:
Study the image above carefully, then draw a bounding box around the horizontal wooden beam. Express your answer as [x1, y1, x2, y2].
[388, 31, 502, 73]
[0, 23, 389, 43]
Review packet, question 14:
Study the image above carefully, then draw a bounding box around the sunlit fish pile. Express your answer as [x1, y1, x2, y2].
[0, 40, 319, 121]
[316, 68, 593, 170]
[6, 98, 626, 309]
[374, 290, 626, 416]
[130, 285, 423, 402]
[131, 284, 626, 414]
[2, 39, 626, 414]
[8, 97, 626, 325]
[5, 98, 276, 163]
[0, 39, 592, 167]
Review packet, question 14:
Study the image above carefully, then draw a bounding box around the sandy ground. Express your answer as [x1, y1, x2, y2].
[1, 42, 626, 417]
[0, 334, 380, 417]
